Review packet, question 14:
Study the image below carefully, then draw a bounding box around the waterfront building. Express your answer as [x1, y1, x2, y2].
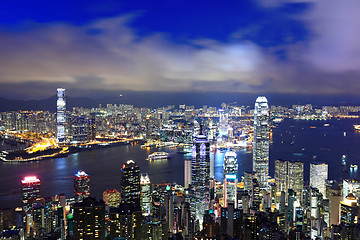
[140, 173, 151, 216]
[21, 176, 41, 212]
[70, 116, 87, 143]
[310, 162, 328, 197]
[223, 150, 237, 178]
[103, 189, 121, 207]
[191, 124, 210, 229]
[74, 170, 90, 202]
[73, 197, 105, 240]
[120, 160, 141, 208]
[252, 96, 270, 188]
[87, 117, 96, 142]
[56, 88, 66, 144]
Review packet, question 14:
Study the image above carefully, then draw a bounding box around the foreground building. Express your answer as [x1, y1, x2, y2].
[22, 176, 41, 212]
[191, 125, 210, 229]
[73, 197, 105, 240]
[120, 160, 141, 208]
[74, 170, 90, 202]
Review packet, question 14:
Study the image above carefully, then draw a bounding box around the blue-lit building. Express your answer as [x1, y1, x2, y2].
[191, 125, 210, 229]
[56, 88, 66, 144]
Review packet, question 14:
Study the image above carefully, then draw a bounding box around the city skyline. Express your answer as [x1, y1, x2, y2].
[0, 1, 360, 99]
[1, 92, 360, 238]
[1, 1, 360, 237]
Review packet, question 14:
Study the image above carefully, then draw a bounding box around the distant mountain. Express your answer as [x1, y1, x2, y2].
[0, 91, 360, 112]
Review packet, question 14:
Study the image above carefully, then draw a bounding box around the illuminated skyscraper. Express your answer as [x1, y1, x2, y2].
[287, 160, 304, 196]
[223, 150, 238, 178]
[103, 189, 121, 207]
[87, 117, 96, 142]
[243, 171, 257, 192]
[219, 109, 228, 136]
[340, 193, 358, 225]
[56, 88, 66, 144]
[191, 124, 210, 229]
[310, 162, 328, 197]
[184, 158, 192, 189]
[275, 159, 304, 197]
[21, 176, 41, 212]
[252, 96, 269, 188]
[223, 174, 237, 208]
[74, 170, 90, 202]
[140, 173, 151, 216]
[275, 159, 287, 193]
[120, 160, 141, 208]
[70, 116, 87, 143]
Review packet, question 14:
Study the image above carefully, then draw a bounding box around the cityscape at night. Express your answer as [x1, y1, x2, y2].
[1, 1, 360, 240]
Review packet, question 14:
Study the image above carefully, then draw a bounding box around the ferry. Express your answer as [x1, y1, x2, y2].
[350, 164, 358, 171]
[147, 152, 170, 160]
[273, 118, 284, 123]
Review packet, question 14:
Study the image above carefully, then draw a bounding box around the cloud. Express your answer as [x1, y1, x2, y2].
[0, 15, 273, 97]
[0, 4, 360, 99]
[301, 0, 360, 72]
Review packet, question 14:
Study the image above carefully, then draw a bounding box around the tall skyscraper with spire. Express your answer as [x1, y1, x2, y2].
[253, 96, 270, 188]
[56, 88, 66, 144]
[191, 121, 210, 229]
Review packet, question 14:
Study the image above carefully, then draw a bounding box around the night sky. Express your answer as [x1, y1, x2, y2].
[0, 0, 360, 99]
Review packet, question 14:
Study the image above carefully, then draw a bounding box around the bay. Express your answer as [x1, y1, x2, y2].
[0, 118, 359, 209]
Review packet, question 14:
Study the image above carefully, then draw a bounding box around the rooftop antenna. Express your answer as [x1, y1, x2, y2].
[199, 118, 203, 135]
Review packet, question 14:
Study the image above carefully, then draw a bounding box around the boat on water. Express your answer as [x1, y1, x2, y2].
[177, 144, 192, 154]
[273, 118, 284, 123]
[354, 125, 360, 131]
[350, 164, 358, 171]
[147, 152, 170, 160]
[342, 155, 347, 166]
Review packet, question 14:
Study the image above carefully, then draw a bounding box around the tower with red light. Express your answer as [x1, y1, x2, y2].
[21, 176, 41, 212]
[74, 170, 90, 202]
